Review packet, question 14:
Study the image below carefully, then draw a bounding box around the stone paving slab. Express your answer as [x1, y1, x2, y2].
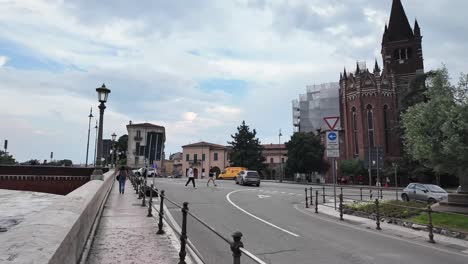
[86, 181, 181, 264]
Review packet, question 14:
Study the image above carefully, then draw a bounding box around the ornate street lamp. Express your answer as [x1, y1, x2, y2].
[85, 108, 93, 167]
[91, 83, 111, 180]
[111, 132, 117, 168]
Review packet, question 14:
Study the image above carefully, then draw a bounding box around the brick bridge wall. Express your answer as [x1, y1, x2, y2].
[0, 165, 109, 195]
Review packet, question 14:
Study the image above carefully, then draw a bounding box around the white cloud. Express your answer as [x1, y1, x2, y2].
[0, 56, 7, 67]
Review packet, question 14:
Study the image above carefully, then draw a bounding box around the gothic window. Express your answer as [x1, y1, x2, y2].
[186, 154, 189, 161]
[214, 152, 218, 161]
[393, 48, 412, 61]
[194, 154, 198, 163]
[383, 105, 390, 153]
[352, 107, 359, 156]
[202, 153, 206, 161]
[367, 105, 375, 148]
[270, 157, 274, 163]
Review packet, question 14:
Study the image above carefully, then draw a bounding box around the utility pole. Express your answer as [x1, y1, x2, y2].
[279, 129, 282, 183]
[94, 120, 98, 165]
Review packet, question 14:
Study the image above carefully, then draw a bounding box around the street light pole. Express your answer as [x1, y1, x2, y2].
[91, 84, 111, 180]
[94, 120, 98, 165]
[85, 108, 93, 167]
[111, 133, 117, 168]
[278, 129, 282, 183]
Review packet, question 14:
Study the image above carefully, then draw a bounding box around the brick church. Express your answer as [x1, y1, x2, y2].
[339, 0, 424, 164]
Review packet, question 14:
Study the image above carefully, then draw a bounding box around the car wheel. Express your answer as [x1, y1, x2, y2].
[428, 198, 437, 204]
[256, 183, 260, 187]
[401, 194, 409, 202]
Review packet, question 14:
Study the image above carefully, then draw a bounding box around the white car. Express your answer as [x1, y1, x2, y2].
[235, 170, 261, 187]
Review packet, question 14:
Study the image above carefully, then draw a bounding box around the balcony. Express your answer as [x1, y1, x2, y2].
[134, 136, 143, 141]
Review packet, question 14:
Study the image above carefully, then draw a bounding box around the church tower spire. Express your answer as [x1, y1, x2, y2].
[387, 0, 414, 41]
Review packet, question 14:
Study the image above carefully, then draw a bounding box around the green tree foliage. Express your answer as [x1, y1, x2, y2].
[47, 159, 73, 166]
[402, 67, 468, 180]
[285, 132, 326, 174]
[0, 150, 16, 165]
[339, 159, 365, 176]
[116, 135, 128, 159]
[228, 121, 266, 171]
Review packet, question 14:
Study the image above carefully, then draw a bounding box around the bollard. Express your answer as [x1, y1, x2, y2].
[380, 187, 383, 200]
[310, 187, 313, 206]
[231, 231, 244, 264]
[339, 193, 344, 220]
[315, 190, 319, 213]
[322, 186, 326, 203]
[141, 185, 146, 207]
[178, 202, 189, 264]
[360, 187, 363, 201]
[396, 188, 399, 201]
[427, 205, 435, 243]
[305, 188, 309, 208]
[138, 182, 142, 199]
[136, 179, 140, 195]
[147, 184, 153, 217]
[157, 190, 166, 235]
[369, 189, 373, 200]
[375, 199, 381, 230]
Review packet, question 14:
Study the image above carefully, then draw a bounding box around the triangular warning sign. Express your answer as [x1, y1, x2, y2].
[323, 117, 340, 131]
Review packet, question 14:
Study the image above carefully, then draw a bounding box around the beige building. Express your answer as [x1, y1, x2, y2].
[126, 122, 165, 169]
[181, 142, 229, 178]
[262, 144, 288, 180]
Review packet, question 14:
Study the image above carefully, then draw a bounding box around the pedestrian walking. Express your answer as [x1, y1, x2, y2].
[116, 166, 128, 194]
[207, 169, 217, 187]
[185, 165, 196, 188]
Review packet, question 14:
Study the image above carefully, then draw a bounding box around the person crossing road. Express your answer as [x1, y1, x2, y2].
[185, 165, 196, 188]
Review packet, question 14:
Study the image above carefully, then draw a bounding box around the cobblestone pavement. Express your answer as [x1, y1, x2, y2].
[86, 181, 181, 264]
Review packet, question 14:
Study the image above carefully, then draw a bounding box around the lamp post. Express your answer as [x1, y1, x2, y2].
[278, 129, 282, 183]
[91, 83, 111, 180]
[85, 108, 93, 167]
[94, 120, 98, 165]
[111, 132, 117, 168]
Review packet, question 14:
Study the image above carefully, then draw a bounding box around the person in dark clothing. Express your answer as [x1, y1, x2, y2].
[117, 166, 128, 194]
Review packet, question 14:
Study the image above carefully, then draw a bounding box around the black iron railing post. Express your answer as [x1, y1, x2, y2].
[231, 231, 244, 264]
[427, 205, 435, 243]
[369, 189, 373, 200]
[339, 194, 343, 221]
[310, 187, 313, 206]
[380, 187, 383, 200]
[305, 188, 309, 208]
[322, 186, 326, 203]
[360, 187, 363, 201]
[315, 190, 318, 213]
[157, 190, 166, 235]
[178, 202, 189, 264]
[147, 184, 153, 217]
[375, 199, 381, 230]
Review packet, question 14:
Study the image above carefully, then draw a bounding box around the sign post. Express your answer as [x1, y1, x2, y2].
[324, 117, 340, 210]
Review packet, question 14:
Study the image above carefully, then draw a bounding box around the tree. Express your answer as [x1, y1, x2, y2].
[0, 150, 16, 165]
[285, 132, 326, 176]
[339, 159, 365, 177]
[228, 121, 266, 171]
[116, 135, 128, 160]
[402, 67, 468, 184]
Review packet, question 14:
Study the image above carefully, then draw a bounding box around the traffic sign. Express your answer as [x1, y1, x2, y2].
[326, 149, 340, 158]
[323, 116, 340, 131]
[326, 131, 339, 148]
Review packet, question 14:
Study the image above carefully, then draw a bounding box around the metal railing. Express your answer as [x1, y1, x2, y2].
[304, 186, 468, 244]
[129, 174, 267, 264]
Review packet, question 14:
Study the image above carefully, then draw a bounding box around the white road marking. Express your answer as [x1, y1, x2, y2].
[281, 192, 286, 194]
[258, 194, 271, 199]
[463, 249, 468, 254]
[289, 193, 296, 195]
[293, 204, 468, 258]
[226, 190, 300, 237]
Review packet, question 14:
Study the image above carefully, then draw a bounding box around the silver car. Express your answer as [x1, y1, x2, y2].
[401, 183, 448, 203]
[235, 170, 261, 187]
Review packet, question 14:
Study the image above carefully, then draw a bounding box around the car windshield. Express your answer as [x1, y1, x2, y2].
[246, 172, 259, 177]
[425, 185, 447, 193]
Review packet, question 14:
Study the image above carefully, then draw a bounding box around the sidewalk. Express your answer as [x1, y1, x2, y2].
[86, 180, 182, 264]
[299, 202, 468, 254]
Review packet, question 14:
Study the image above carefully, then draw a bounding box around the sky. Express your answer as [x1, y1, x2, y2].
[1, 0, 467, 164]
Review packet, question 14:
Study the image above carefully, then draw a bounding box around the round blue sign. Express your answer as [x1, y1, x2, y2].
[328, 132, 337, 141]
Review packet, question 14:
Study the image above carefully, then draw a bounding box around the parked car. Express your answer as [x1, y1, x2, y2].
[401, 183, 448, 203]
[235, 170, 261, 187]
[218, 167, 247, 180]
[134, 168, 157, 177]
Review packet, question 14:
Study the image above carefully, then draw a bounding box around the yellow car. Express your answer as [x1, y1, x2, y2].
[218, 167, 247, 180]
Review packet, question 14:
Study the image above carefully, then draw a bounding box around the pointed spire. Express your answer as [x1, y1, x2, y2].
[387, 0, 414, 41]
[373, 59, 380, 73]
[343, 67, 347, 79]
[340, 72, 343, 81]
[382, 24, 389, 43]
[414, 19, 421, 37]
[355, 62, 360, 75]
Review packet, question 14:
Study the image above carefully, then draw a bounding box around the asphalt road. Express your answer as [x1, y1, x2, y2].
[150, 178, 467, 264]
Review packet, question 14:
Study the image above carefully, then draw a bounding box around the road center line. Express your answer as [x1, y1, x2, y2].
[226, 189, 300, 237]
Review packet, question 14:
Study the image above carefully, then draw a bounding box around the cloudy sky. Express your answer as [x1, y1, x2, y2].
[1, 0, 467, 163]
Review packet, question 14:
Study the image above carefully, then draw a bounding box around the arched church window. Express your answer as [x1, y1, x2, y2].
[383, 105, 390, 153]
[366, 105, 374, 148]
[352, 107, 359, 156]
[393, 48, 412, 61]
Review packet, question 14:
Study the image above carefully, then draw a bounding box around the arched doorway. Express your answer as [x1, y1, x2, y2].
[211, 166, 221, 178]
[193, 168, 199, 179]
[271, 170, 276, 180]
